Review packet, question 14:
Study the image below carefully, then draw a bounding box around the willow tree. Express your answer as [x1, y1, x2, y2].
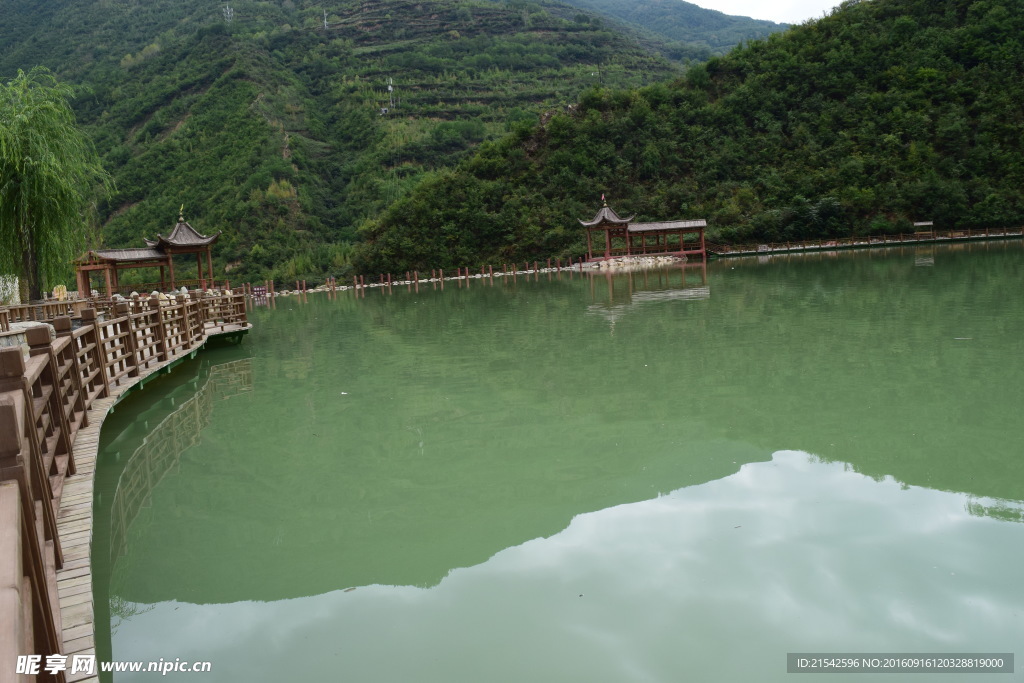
[0, 67, 112, 301]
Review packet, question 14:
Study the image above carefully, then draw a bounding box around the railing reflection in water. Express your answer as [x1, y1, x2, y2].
[107, 358, 253, 570]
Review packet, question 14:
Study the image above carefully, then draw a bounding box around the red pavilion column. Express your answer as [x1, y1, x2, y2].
[206, 247, 214, 289]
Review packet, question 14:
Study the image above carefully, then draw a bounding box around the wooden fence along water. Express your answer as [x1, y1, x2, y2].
[705, 226, 1024, 257]
[0, 292, 248, 683]
[229, 227, 1024, 302]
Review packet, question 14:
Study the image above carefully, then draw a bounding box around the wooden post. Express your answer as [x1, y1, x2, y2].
[52, 316, 89, 430]
[147, 298, 169, 363]
[79, 309, 110, 398]
[206, 247, 214, 289]
[0, 384, 63, 662]
[0, 480, 30, 673]
[179, 300, 194, 351]
[114, 302, 140, 379]
[25, 326, 75, 474]
[102, 267, 113, 299]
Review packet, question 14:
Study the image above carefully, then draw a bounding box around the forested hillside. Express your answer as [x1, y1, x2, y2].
[1, 0, 700, 283]
[355, 0, 1024, 272]
[554, 0, 788, 57]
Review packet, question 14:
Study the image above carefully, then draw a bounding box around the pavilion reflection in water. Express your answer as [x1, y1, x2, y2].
[586, 261, 709, 329]
[108, 358, 253, 566]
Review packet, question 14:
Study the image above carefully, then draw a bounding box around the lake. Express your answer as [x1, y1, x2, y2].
[91, 241, 1024, 681]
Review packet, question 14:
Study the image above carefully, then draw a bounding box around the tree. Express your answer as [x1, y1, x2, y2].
[0, 67, 112, 301]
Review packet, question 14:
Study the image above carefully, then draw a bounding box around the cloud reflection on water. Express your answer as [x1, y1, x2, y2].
[112, 450, 1024, 682]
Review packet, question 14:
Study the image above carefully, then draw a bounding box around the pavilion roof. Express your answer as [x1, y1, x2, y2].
[74, 214, 220, 267]
[579, 203, 634, 226]
[150, 219, 221, 249]
[628, 219, 707, 233]
[75, 248, 167, 264]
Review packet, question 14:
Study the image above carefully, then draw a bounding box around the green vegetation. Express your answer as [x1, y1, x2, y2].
[0, 67, 112, 300]
[356, 0, 1024, 272]
[7, 0, 1012, 282]
[1, 0, 704, 285]
[553, 0, 788, 58]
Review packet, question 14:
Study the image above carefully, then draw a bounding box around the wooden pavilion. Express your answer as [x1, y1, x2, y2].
[74, 211, 221, 297]
[580, 201, 706, 261]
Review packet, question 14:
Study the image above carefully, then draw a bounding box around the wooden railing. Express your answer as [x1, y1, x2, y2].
[108, 279, 228, 297]
[2, 302, 77, 326]
[0, 350, 68, 683]
[1, 298, 111, 328]
[0, 481, 29, 681]
[0, 288, 236, 330]
[0, 292, 247, 676]
[706, 226, 1024, 257]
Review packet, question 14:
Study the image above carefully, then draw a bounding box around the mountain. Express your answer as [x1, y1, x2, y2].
[3, 0, 756, 284]
[553, 0, 789, 57]
[354, 0, 1024, 272]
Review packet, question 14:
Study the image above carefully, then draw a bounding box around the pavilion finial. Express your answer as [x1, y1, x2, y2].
[601, 193, 607, 207]
[179, 204, 185, 222]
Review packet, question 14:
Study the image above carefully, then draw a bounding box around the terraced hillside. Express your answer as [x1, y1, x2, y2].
[1, 0, 686, 284]
[354, 0, 1024, 272]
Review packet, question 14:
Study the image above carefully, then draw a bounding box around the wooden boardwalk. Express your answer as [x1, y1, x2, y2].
[1, 292, 249, 683]
[53, 322, 249, 682]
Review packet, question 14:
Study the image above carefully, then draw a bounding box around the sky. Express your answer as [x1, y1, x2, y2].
[690, 0, 844, 24]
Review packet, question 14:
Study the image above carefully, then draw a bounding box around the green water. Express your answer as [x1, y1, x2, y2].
[92, 242, 1024, 682]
